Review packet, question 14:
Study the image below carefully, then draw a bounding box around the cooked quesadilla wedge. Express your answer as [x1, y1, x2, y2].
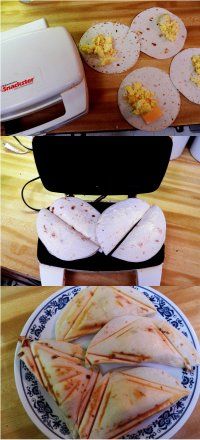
[86, 315, 200, 369]
[55, 286, 156, 341]
[79, 367, 189, 439]
[18, 338, 98, 437]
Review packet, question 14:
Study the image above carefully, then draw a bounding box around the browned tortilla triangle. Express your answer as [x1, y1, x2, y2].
[55, 286, 156, 341]
[79, 367, 189, 439]
[86, 315, 200, 369]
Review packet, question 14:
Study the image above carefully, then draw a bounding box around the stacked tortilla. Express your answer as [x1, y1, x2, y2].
[19, 286, 200, 439]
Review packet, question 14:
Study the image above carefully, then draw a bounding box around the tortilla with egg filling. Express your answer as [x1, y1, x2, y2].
[118, 67, 180, 131]
[50, 197, 100, 245]
[86, 315, 200, 370]
[96, 198, 150, 255]
[79, 22, 140, 74]
[55, 286, 156, 341]
[170, 48, 200, 104]
[18, 338, 98, 438]
[130, 7, 187, 59]
[79, 367, 189, 439]
[112, 205, 166, 262]
[37, 208, 99, 261]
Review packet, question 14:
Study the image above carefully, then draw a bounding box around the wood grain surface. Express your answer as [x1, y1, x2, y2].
[1, 1, 200, 133]
[1, 138, 200, 285]
[1, 285, 200, 439]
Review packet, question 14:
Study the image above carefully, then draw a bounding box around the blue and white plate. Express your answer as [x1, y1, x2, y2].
[14, 286, 200, 439]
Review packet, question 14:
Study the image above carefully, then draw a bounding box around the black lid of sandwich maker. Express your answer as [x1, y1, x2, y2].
[33, 136, 172, 196]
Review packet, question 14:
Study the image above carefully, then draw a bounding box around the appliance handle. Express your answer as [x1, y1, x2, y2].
[16, 79, 88, 135]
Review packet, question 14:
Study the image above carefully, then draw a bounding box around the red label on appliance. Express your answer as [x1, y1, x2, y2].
[1, 77, 34, 92]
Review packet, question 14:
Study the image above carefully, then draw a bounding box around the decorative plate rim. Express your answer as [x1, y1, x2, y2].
[14, 286, 200, 440]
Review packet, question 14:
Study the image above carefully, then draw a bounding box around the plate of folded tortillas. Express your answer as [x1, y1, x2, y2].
[14, 286, 200, 439]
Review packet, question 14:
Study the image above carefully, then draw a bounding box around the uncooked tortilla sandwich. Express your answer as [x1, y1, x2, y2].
[50, 197, 100, 244]
[130, 7, 187, 59]
[18, 338, 98, 438]
[79, 367, 189, 439]
[79, 22, 140, 73]
[112, 205, 166, 262]
[170, 48, 200, 104]
[37, 208, 99, 261]
[86, 315, 200, 370]
[118, 67, 181, 131]
[55, 286, 156, 341]
[96, 198, 150, 255]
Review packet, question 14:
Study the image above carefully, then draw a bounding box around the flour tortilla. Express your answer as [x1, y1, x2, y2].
[118, 67, 181, 132]
[79, 367, 189, 439]
[37, 208, 99, 261]
[96, 198, 150, 255]
[112, 205, 166, 262]
[86, 315, 200, 369]
[170, 48, 200, 104]
[55, 286, 156, 341]
[130, 7, 187, 59]
[79, 22, 140, 74]
[50, 197, 100, 244]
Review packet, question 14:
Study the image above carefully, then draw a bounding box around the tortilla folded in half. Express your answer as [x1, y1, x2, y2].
[18, 338, 98, 438]
[79, 367, 189, 439]
[55, 286, 156, 341]
[37, 208, 99, 261]
[86, 315, 200, 370]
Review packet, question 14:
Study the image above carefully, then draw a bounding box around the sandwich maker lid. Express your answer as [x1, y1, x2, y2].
[1, 27, 84, 120]
[33, 136, 172, 195]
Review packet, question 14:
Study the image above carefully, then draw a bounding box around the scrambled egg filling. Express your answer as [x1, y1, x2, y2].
[157, 14, 179, 42]
[80, 34, 117, 66]
[125, 82, 157, 115]
[190, 55, 200, 87]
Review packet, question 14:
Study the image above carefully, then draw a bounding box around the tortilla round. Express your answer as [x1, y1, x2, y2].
[50, 197, 100, 244]
[170, 48, 200, 104]
[37, 208, 99, 261]
[79, 22, 140, 74]
[96, 198, 150, 255]
[130, 7, 187, 59]
[112, 205, 166, 262]
[118, 67, 181, 131]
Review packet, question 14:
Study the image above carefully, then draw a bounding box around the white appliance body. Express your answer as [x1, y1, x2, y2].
[1, 20, 88, 134]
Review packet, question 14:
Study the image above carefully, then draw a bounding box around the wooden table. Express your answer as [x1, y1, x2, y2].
[1, 285, 200, 439]
[1, 1, 200, 133]
[1, 138, 200, 285]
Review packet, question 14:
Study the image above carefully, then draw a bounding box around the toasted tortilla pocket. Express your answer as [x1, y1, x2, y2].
[50, 197, 100, 245]
[18, 338, 98, 438]
[79, 22, 140, 74]
[55, 286, 156, 341]
[118, 67, 180, 132]
[112, 205, 166, 262]
[96, 198, 150, 255]
[37, 208, 99, 261]
[86, 315, 200, 369]
[80, 367, 189, 439]
[130, 7, 187, 59]
[170, 48, 200, 104]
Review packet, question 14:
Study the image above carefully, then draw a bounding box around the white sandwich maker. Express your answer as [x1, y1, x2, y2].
[1, 19, 88, 135]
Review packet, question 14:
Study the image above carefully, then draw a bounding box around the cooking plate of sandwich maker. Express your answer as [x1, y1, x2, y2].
[1, 19, 88, 135]
[32, 136, 172, 286]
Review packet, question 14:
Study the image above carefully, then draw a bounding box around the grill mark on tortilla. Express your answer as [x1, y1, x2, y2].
[106, 398, 182, 439]
[63, 288, 97, 339]
[87, 351, 150, 364]
[19, 343, 44, 386]
[112, 287, 155, 311]
[80, 374, 110, 438]
[119, 371, 186, 393]
[97, 390, 112, 427]
[89, 321, 135, 348]
[154, 322, 193, 369]
[77, 371, 99, 428]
